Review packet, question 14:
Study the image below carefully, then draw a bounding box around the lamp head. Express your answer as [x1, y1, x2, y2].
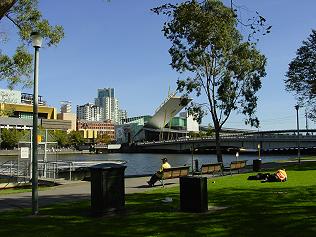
[31, 32, 42, 48]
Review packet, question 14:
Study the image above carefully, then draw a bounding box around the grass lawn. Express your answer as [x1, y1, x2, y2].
[1, 163, 316, 237]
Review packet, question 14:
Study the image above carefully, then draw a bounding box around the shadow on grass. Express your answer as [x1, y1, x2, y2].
[1, 176, 316, 236]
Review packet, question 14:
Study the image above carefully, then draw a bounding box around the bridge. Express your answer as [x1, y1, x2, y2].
[135, 129, 316, 153]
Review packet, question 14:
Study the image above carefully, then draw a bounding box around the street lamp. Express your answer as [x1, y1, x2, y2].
[31, 31, 42, 215]
[295, 105, 301, 163]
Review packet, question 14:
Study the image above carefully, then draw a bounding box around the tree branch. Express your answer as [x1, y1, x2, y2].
[0, 0, 17, 21]
[5, 13, 22, 30]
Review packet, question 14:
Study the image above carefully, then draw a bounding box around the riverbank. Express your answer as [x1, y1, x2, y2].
[0, 149, 91, 156]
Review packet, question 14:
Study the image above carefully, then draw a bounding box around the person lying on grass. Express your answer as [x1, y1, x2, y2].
[248, 169, 287, 182]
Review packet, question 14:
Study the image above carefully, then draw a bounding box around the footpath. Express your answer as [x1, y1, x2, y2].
[0, 175, 179, 213]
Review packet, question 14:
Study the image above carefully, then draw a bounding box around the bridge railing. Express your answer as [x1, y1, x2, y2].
[136, 133, 316, 146]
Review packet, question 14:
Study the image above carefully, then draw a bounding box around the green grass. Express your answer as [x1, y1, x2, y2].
[1, 163, 316, 237]
[0, 186, 51, 195]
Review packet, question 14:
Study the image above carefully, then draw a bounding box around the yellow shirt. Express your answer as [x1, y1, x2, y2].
[159, 162, 171, 172]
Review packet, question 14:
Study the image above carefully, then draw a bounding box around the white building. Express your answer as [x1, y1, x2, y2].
[60, 101, 72, 113]
[118, 109, 128, 125]
[95, 88, 122, 124]
[179, 111, 200, 132]
[77, 103, 103, 121]
[0, 88, 21, 104]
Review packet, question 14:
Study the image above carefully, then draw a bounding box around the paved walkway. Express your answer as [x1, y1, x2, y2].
[0, 175, 180, 212]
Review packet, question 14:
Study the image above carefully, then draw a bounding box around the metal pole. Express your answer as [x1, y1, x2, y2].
[44, 129, 48, 178]
[32, 46, 40, 215]
[30, 129, 33, 179]
[191, 144, 194, 175]
[295, 105, 301, 163]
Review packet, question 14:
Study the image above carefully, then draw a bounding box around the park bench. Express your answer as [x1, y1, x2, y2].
[159, 166, 190, 187]
[197, 163, 223, 176]
[225, 160, 247, 175]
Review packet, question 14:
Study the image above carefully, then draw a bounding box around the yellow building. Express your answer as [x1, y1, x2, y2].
[0, 103, 56, 119]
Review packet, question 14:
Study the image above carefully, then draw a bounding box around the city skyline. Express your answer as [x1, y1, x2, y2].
[1, 0, 316, 130]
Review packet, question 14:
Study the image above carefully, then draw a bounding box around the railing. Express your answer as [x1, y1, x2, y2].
[0, 160, 127, 184]
[136, 133, 316, 146]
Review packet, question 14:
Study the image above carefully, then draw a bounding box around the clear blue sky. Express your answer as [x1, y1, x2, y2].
[2, 0, 316, 131]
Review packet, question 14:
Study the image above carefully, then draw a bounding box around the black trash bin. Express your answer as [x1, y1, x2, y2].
[180, 176, 208, 212]
[253, 159, 262, 172]
[90, 163, 126, 216]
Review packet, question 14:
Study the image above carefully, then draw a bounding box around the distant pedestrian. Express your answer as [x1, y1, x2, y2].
[147, 157, 171, 187]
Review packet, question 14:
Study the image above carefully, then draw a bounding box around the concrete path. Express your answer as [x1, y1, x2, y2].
[0, 175, 180, 212]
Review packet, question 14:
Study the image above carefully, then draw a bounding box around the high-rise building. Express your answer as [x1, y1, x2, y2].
[118, 109, 128, 125]
[77, 103, 103, 121]
[60, 101, 72, 113]
[95, 88, 120, 124]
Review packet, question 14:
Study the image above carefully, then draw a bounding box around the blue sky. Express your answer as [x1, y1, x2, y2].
[1, 0, 316, 131]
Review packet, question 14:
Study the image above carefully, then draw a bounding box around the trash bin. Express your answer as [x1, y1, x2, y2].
[90, 163, 126, 216]
[180, 176, 208, 212]
[253, 159, 262, 172]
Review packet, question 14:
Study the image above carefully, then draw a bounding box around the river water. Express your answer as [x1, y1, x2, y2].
[0, 152, 297, 176]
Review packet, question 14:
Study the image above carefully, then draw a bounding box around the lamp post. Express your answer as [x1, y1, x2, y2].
[295, 105, 301, 163]
[257, 144, 261, 160]
[31, 31, 42, 215]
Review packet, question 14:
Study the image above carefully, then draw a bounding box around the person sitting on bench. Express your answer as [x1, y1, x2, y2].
[147, 157, 171, 187]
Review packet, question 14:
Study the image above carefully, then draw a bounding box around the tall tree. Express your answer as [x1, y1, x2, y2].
[285, 29, 316, 119]
[0, 0, 64, 88]
[153, 0, 266, 162]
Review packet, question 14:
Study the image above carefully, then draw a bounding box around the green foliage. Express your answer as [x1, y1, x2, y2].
[96, 133, 112, 144]
[49, 130, 86, 149]
[0, 0, 64, 88]
[68, 130, 85, 148]
[153, 0, 266, 162]
[285, 29, 316, 120]
[0, 128, 25, 149]
[50, 130, 69, 148]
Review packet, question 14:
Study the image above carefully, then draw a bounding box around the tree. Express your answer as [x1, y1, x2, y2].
[68, 131, 85, 149]
[0, 0, 64, 88]
[96, 133, 112, 144]
[0, 128, 25, 149]
[50, 130, 69, 148]
[285, 29, 316, 119]
[153, 0, 266, 162]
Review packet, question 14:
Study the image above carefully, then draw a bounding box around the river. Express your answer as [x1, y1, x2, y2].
[0, 152, 297, 176]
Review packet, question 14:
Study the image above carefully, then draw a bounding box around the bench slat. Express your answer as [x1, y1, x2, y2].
[160, 166, 190, 186]
[228, 160, 247, 175]
[200, 163, 223, 176]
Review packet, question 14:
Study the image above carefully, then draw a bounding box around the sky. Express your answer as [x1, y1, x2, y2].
[1, 0, 316, 131]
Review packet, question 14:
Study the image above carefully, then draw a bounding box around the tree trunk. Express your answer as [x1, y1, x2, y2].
[0, 0, 16, 21]
[214, 124, 223, 163]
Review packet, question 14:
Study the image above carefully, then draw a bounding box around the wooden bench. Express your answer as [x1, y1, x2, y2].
[160, 166, 190, 187]
[198, 163, 223, 176]
[226, 160, 247, 175]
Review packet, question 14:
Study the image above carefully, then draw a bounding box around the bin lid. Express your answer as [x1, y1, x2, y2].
[90, 163, 127, 170]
